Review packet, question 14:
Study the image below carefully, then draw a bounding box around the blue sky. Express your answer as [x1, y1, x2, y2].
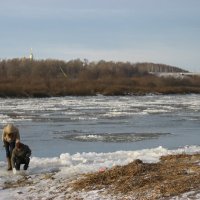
[0, 0, 200, 72]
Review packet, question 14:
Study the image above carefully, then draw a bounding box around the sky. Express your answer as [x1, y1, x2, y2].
[0, 0, 200, 72]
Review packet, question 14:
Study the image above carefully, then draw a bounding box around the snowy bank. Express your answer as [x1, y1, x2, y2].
[0, 145, 200, 200]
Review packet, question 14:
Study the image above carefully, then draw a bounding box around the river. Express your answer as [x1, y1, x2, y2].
[0, 94, 200, 161]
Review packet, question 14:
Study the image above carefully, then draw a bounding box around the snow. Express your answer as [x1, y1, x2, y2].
[0, 145, 200, 200]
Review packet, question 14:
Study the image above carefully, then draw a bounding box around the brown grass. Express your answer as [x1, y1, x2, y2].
[71, 154, 200, 199]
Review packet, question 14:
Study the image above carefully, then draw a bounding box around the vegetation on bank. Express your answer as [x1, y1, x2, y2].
[0, 58, 200, 97]
[71, 153, 200, 199]
[3, 153, 200, 199]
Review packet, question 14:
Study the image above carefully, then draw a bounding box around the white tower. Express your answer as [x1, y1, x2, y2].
[30, 48, 34, 60]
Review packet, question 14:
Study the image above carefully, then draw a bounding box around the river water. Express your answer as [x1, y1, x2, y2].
[0, 94, 200, 161]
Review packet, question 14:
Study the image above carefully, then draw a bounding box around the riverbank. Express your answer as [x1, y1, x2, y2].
[71, 153, 200, 199]
[1, 153, 200, 200]
[1, 79, 200, 98]
[1, 58, 200, 97]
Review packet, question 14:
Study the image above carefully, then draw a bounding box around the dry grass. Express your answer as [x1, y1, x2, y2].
[2, 154, 200, 199]
[71, 154, 200, 199]
[3, 176, 33, 189]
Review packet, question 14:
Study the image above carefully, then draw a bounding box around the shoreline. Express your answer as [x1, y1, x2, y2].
[1, 90, 200, 98]
[71, 153, 200, 199]
[1, 153, 200, 200]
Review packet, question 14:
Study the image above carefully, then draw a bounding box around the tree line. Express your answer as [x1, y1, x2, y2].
[0, 58, 199, 97]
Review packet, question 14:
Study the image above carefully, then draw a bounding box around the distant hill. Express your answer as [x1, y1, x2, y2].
[133, 62, 188, 73]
